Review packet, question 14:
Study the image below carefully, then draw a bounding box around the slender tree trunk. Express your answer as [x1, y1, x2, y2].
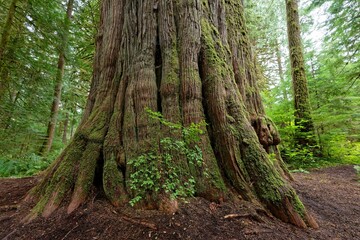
[39, 0, 74, 155]
[285, 0, 316, 147]
[275, 38, 288, 101]
[70, 115, 75, 138]
[0, 0, 19, 102]
[309, 59, 324, 153]
[0, 0, 18, 61]
[62, 112, 69, 144]
[26, 0, 317, 229]
[0, 52, 21, 131]
[3, 90, 20, 130]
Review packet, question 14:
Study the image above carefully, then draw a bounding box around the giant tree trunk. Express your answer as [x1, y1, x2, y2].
[39, 0, 74, 155]
[27, 0, 317, 228]
[285, 0, 316, 147]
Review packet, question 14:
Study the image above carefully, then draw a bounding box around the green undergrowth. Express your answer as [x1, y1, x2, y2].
[128, 109, 205, 206]
[287, 155, 360, 172]
[0, 151, 59, 178]
[285, 137, 360, 171]
[276, 124, 360, 171]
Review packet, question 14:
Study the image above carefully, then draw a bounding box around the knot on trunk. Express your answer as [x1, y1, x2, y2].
[252, 116, 281, 152]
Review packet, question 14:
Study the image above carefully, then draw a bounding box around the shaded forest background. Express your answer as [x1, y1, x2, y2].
[0, 0, 359, 177]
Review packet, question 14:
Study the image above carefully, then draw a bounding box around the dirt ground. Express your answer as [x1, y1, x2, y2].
[0, 165, 359, 240]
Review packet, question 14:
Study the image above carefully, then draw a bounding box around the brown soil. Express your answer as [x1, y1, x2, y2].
[0, 165, 359, 240]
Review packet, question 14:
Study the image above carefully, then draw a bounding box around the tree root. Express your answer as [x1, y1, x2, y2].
[224, 213, 265, 223]
[120, 215, 158, 230]
[267, 192, 319, 229]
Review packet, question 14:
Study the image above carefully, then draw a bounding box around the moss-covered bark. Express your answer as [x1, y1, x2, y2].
[226, 0, 292, 180]
[26, 0, 318, 229]
[285, 0, 317, 147]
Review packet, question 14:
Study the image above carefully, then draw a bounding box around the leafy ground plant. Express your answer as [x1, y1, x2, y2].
[127, 109, 205, 206]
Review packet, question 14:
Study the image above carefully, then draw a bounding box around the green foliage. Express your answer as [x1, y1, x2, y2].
[283, 146, 316, 168]
[0, 152, 59, 177]
[302, 1, 360, 167]
[255, 0, 360, 169]
[127, 109, 205, 206]
[320, 135, 360, 165]
[262, 96, 319, 168]
[0, 0, 95, 159]
[245, 0, 288, 91]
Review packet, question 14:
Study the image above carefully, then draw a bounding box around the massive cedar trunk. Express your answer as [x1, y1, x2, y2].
[26, 0, 318, 228]
[285, 0, 316, 146]
[39, 0, 74, 155]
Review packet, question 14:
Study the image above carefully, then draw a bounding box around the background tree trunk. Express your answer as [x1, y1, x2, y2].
[285, 0, 316, 147]
[27, 0, 317, 229]
[39, 0, 74, 155]
[0, 0, 18, 61]
[275, 38, 288, 102]
[62, 112, 69, 144]
[0, 0, 19, 103]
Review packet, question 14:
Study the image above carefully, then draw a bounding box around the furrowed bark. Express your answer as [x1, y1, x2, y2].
[176, 0, 226, 200]
[227, 0, 292, 180]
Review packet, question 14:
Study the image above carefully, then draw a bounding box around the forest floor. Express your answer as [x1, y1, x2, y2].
[0, 165, 359, 240]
